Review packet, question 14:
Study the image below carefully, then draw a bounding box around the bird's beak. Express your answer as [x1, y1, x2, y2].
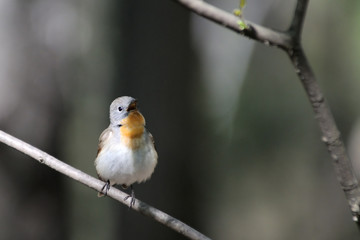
[127, 100, 137, 111]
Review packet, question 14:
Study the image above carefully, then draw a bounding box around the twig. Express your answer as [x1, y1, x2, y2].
[0, 130, 211, 240]
[173, 0, 292, 49]
[173, 0, 360, 224]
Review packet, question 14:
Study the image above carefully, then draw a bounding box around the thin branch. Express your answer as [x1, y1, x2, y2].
[173, 0, 360, 224]
[288, 0, 309, 40]
[173, 0, 292, 50]
[0, 130, 211, 240]
[288, 45, 360, 221]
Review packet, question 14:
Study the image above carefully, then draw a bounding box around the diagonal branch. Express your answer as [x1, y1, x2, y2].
[173, 0, 292, 50]
[288, 46, 360, 222]
[0, 130, 211, 240]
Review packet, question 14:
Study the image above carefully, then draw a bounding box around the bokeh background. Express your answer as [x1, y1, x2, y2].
[0, 0, 360, 239]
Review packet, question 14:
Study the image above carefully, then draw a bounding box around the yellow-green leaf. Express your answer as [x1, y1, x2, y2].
[240, 0, 247, 9]
[237, 20, 248, 30]
[233, 8, 242, 17]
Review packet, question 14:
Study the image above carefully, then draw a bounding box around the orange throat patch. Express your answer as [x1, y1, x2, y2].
[119, 111, 145, 148]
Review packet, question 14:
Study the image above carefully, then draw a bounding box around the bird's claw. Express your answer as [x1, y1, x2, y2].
[99, 180, 111, 196]
[124, 185, 135, 208]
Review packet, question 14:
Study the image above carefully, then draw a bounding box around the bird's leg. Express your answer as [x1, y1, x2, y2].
[124, 185, 135, 208]
[99, 180, 111, 196]
[130, 185, 135, 207]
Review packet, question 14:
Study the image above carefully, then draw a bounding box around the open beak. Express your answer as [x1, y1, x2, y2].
[127, 100, 137, 111]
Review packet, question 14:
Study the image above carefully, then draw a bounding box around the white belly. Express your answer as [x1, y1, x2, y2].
[95, 135, 157, 186]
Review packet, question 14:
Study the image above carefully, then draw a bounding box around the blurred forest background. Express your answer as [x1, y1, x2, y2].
[0, 0, 360, 239]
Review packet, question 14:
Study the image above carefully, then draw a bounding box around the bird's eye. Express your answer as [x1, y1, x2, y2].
[118, 107, 123, 112]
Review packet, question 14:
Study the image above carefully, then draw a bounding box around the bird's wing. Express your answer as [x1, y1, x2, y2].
[147, 131, 158, 154]
[147, 131, 155, 145]
[97, 127, 113, 156]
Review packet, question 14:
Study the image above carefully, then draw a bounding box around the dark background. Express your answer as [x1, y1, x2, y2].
[0, 0, 360, 239]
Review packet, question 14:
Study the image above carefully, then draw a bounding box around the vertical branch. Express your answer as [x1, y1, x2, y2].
[288, 0, 309, 39]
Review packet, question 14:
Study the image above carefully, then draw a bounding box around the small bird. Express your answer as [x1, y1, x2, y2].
[95, 96, 158, 208]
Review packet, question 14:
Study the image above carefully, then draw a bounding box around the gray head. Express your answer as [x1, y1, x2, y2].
[109, 96, 138, 126]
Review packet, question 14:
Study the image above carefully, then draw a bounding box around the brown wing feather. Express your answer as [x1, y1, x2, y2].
[148, 131, 157, 151]
[96, 127, 112, 156]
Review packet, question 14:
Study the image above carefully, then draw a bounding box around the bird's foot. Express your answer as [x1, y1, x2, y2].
[98, 180, 111, 197]
[124, 185, 135, 208]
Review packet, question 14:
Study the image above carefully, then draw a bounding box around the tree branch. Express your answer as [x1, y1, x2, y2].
[288, 46, 360, 222]
[173, 0, 292, 50]
[288, 0, 309, 40]
[0, 130, 211, 240]
[285, 0, 360, 223]
[173, 0, 360, 224]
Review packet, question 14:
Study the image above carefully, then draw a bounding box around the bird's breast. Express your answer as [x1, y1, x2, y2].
[120, 111, 145, 149]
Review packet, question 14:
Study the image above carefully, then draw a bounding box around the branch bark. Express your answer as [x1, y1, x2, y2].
[288, 45, 360, 221]
[0, 130, 211, 240]
[174, 0, 292, 49]
[173, 0, 360, 224]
